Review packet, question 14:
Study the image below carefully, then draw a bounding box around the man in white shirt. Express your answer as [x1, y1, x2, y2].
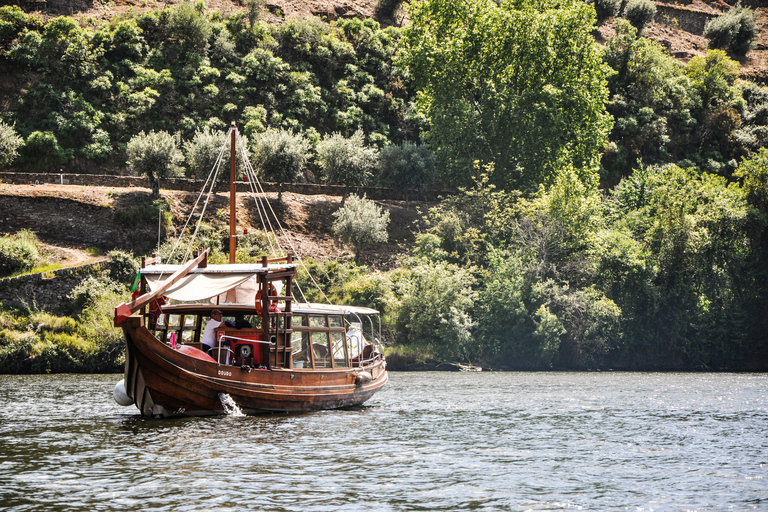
[201, 310, 223, 355]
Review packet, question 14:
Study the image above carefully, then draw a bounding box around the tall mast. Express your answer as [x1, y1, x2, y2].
[229, 121, 237, 264]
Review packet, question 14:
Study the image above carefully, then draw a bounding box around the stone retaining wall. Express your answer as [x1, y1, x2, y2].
[0, 261, 107, 316]
[0, 172, 448, 202]
[655, 3, 718, 35]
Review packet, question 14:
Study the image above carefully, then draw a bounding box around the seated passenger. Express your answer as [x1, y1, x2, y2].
[201, 309, 223, 355]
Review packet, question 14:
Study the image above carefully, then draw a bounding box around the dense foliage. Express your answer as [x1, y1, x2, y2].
[0, 5, 416, 177]
[399, 0, 613, 192]
[1, 1, 767, 371]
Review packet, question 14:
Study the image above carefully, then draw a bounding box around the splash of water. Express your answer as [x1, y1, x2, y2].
[218, 393, 245, 416]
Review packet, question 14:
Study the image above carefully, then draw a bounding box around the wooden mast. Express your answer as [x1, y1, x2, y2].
[229, 121, 237, 263]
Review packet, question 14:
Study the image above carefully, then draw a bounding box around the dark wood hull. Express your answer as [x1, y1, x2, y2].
[120, 316, 388, 417]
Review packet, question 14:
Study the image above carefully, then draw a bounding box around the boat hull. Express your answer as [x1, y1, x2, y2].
[120, 317, 388, 417]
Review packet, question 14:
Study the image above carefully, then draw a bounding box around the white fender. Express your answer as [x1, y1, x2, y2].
[113, 379, 133, 406]
[355, 372, 373, 386]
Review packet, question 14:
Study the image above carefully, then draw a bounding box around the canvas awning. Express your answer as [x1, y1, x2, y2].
[145, 273, 254, 302]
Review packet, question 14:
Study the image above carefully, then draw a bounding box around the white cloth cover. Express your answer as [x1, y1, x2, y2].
[145, 273, 253, 302]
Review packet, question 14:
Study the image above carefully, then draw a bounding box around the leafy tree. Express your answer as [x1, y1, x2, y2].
[316, 130, 379, 204]
[378, 141, 435, 207]
[623, 0, 656, 34]
[332, 194, 390, 259]
[183, 127, 228, 180]
[399, 0, 612, 192]
[250, 128, 310, 200]
[126, 130, 183, 194]
[0, 121, 23, 168]
[590, 0, 622, 24]
[16, 131, 69, 172]
[389, 259, 477, 362]
[704, 5, 758, 56]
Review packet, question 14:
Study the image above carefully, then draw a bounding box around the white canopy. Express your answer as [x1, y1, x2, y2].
[144, 266, 285, 304]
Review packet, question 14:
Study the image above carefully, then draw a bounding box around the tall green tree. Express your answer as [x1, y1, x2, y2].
[399, 0, 613, 192]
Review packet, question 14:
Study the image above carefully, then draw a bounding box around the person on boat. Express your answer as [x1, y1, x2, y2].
[201, 309, 223, 355]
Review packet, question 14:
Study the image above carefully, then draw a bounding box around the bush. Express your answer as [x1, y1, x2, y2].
[250, 128, 310, 200]
[624, 0, 656, 33]
[106, 250, 140, 284]
[0, 121, 23, 168]
[17, 131, 69, 172]
[704, 6, 758, 56]
[126, 130, 183, 191]
[316, 130, 379, 204]
[378, 141, 435, 206]
[0, 230, 40, 277]
[183, 126, 248, 183]
[591, 0, 621, 24]
[332, 194, 390, 259]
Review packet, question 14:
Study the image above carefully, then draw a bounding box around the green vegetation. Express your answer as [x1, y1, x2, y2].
[332, 193, 390, 259]
[1, 1, 768, 371]
[0, 230, 40, 276]
[399, 0, 612, 192]
[704, 4, 758, 56]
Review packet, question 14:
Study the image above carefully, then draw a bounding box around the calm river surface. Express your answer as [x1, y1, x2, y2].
[0, 372, 766, 511]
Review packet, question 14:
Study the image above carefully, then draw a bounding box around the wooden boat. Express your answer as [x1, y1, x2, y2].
[112, 124, 387, 417]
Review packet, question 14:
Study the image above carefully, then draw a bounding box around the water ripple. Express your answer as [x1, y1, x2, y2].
[1, 372, 767, 511]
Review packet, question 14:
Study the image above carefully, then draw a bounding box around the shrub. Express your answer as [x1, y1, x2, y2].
[591, 0, 621, 24]
[378, 141, 435, 206]
[624, 0, 656, 33]
[0, 230, 40, 277]
[126, 130, 183, 192]
[250, 128, 310, 200]
[106, 250, 140, 284]
[0, 121, 22, 168]
[17, 131, 69, 172]
[332, 194, 390, 259]
[704, 5, 758, 56]
[316, 130, 379, 205]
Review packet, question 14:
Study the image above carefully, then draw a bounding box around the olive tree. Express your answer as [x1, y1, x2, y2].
[332, 194, 389, 259]
[316, 130, 379, 205]
[0, 121, 23, 169]
[251, 128, 310, 201]
[127, 130, 183, 195]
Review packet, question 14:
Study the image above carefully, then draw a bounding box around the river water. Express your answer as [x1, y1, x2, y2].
[0, 372, 766, 511]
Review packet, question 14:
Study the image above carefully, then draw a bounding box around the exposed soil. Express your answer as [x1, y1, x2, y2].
[0, 183, 427, 269]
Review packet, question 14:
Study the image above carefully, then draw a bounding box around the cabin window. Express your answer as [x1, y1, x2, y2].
[291, 331, 311, 369]
[346, 322, 363, 359]
[309, 315, 326, 328]
[312, 331, 332, 368]
[331, 331, 348, 368]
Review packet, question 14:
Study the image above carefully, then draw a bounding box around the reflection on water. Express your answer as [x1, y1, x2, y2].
[0, 372, 766, 511]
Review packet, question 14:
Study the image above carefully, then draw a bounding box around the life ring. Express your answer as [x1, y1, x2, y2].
[255, 282, 277, 314]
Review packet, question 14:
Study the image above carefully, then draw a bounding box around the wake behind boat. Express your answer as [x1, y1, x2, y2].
[112, 123, 387, 417]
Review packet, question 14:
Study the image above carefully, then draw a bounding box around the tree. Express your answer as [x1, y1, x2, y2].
[0, 121, 23, 169]
[250, 128, 310, 201]
[623, 0, 656, 34]
[378, 141, 435, 207]
[316, 130, 379, 205]
[399, 0, 613, 193]
[332, 194, 390, 259]
[16, 131, 69, 172]
[126, 130, 183, 195]
[704, 5, 758, 56]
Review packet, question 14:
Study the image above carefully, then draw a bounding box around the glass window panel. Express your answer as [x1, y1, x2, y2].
[328, 315, 342, 328]
[311, 331, 332, 368]
[292, 332, 311, 369]
[331, 331, 348, 368]
[309, 315, 327, 328]
[292, 314, 308, 327]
